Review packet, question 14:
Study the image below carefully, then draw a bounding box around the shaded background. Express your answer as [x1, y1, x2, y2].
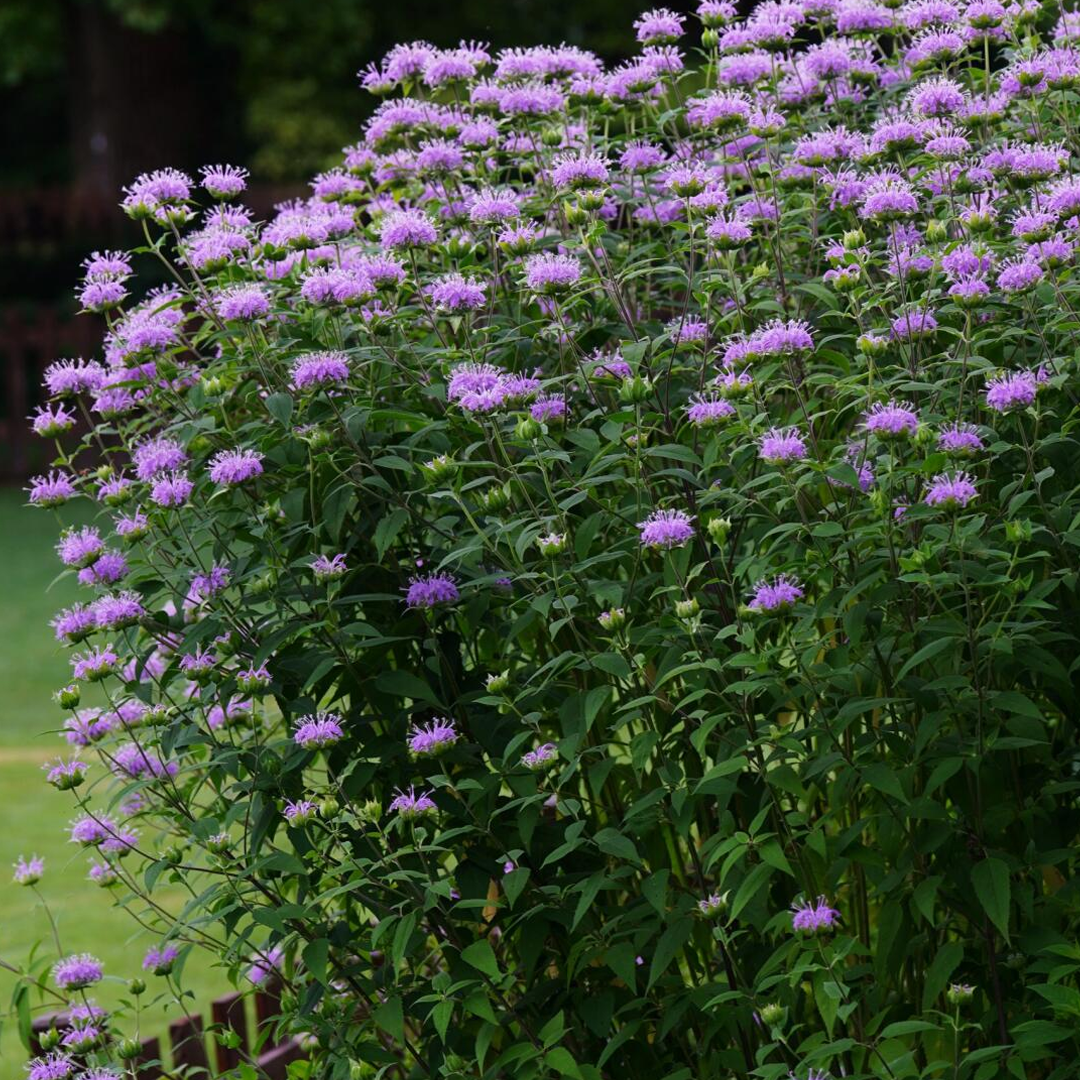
[0, 0, 710, 479]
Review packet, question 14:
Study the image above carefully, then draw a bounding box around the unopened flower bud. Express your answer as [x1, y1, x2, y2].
[319, 798, 339, 820]
[480, 482, 512, 513]
[925, 218, 948, 243]
[675, 597, 700, 620]
[537, 532, 566, 557]
[515, 417, 543, 441]
[541, 127, 563, 147]
[857, 332, 889, 356]
[578, 187, 608, 211]
[698, 892, 727, 918]
[597, 607, 625, 631]
[701, 27, 720, 46]
[707, 517, 732, 545]
[564, 201, 590, 227]
[759, 1002, 784, 1026]
[619, 374, 653, 404]
[946, 983, 975, 1006]
[38, 1028, 62, 1053]
[1005, 519, 1032, 543]
[117, 1037, 143, 1059]
[486, 671, 510, 694]
[55, 684, 80, 709]
[842, 229, 866, 250]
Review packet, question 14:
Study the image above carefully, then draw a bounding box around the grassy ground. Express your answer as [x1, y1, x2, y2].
[0, 489, 221, 1077]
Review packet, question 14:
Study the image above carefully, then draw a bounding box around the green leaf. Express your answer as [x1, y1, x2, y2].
[374, 507, 409, 561]
[922, 941, 964, 1011]
[546, 1046, 583, 1078]
[647, 919, 693, 989]
[373, 996, 404, 1042]
[971, 857, 1011, 942]
[461, 939, 501, 980]
[302, 938, 329, 986]
[264, 392, 293, 426]
[594, 827, 640, 864]
[431, 1000, 453, 1042]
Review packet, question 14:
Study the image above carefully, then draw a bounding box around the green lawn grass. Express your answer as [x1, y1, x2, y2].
[0, 489, 223, 1077]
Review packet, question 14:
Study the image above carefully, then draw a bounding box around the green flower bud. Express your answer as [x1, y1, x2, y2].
[675, 597, 700, 620]
[38, 1028, 62, 1052]
[759, 1002, 785, 1026]
[485, 671, 510, 694]
[541, 127, 564, 147]
[55, 684, 80, 709]
[117, 1037, 143, 1059]
[537, 531, 567, 557]
[619, 374, 653, 404]
[480, 482, 512, 513]
[946, 982, 975, 1006]
[319, 798, 340, 820]
[565, 201, 590, 227]
[857, 332, 889, 356]
[577, 187, 608, 211]
[1005, 519, 1033, 543]
[701, 27, 720, 47]
[707, 517, 732, 546]
[515, 417, 543, 441]
[597, 607, 625, 632]
[420, 454, 456, 483]
[842, 229, 866, 250]
[925, 218, 948, 243]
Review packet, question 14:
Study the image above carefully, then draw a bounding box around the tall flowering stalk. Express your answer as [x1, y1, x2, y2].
[13, 3, 1080, 1078]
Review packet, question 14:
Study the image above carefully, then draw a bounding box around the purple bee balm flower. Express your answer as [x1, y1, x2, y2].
[791, 896, 840, 934]
[284, 800, 318, 825]
[985, 370, 1037, 412]
[52, 953, 104, 990]
[112, 742, 177, 781]
[638, 508, 695, 549]
[200, 163, 248, 199]
[294, 712, 344, 749]
[865, 400, 919, 438]
[522, 742, 558, 770]
[405, 571, 459, 608]
[686, 89, 751, 131]
[31, 403, 77, 437]
[706, 214, 752, 248]
[92, 592, 145, 631]
[925, 471, 977, 509]
[408, 717, 459, 756]
[88, 862, 118, 887]
[311, 553, 347, 578]
[13, 855, 44, 886]
[759, 426, 808, 465]
[71, 645, 118, 683]
[389, 786, 438, 818]
[209, 448, 264, 485]
[150, 471, 193, 508]
[749, 574, 804, 612]
[938, 422, 984, 455]
[429, 273, 487, 312]
[44, 358, 105, 397]
[380, 209, 438, 250]
[78, 551, 129, 587]
[246, 945, 284, 986]
[179, 649, 218, 679]
[96, 474, 132, 504]
[215, 284, 270, 321]
[57, 527, 105, 569]
[530, 394, 566, 423]
[28, 471, 77, 507]
[551, 152, 610, 190]
[686, 393, 736, 426]
[52, 604, 96, 643]
[26, 1053, 74, 1080]
[907, 75, 966, 116]
[860, 175, 919, 221]
[698, 893, 726, 918]
[752, 319, 814, 357]
[667, 315, 709, 344]
[891, 308, 938, 340]
[292, 351, 350, 390]
[620, 140, 667, 171]
[523, 252, 582, 295]
[133, 437, 188, 481]
[115, 510, 149, 541]
[143, 943, 180, 975]
[635, 6, 685, 43]
[996, 258, 1043, 293]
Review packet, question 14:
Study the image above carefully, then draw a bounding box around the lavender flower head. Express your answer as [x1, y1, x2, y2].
[246, 945, 284, 986]
[791, 896, 840, 934]
[13, 855, 44, 886]
[389, 786, 438, 818]
[523, 252, 582, 295]
[208, 448, 264, 485]
[749, 574, 804, 613]
[985, 370, 1037, 412]
[292, 351, 350, 390]
[759, 427, 808, 465]
[865, 400, 919, 439]
[25, 1053, 74, 1080]
[405, 571, 459, 608]
[408, 717, 459, 756]
[522, 742, 559, 770]
[142, 943, 180, 975]
[925, 471, 977, 510]
[638, 508, 695, 549]
[294, 712, 345, 749]
[938, 422, 984, 456]
[52, 953, 104, 990]
[311, 553, 348, 579]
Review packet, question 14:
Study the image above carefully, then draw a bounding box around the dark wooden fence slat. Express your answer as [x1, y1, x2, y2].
[168, 1013, 210, 1069]
[136, 1036, 164, 1079]
[256, 1039, 304, 1080]
[211, 991, 249, 1072]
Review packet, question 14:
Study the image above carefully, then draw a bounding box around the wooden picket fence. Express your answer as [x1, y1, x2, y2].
[29, 986, 304, 1078]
